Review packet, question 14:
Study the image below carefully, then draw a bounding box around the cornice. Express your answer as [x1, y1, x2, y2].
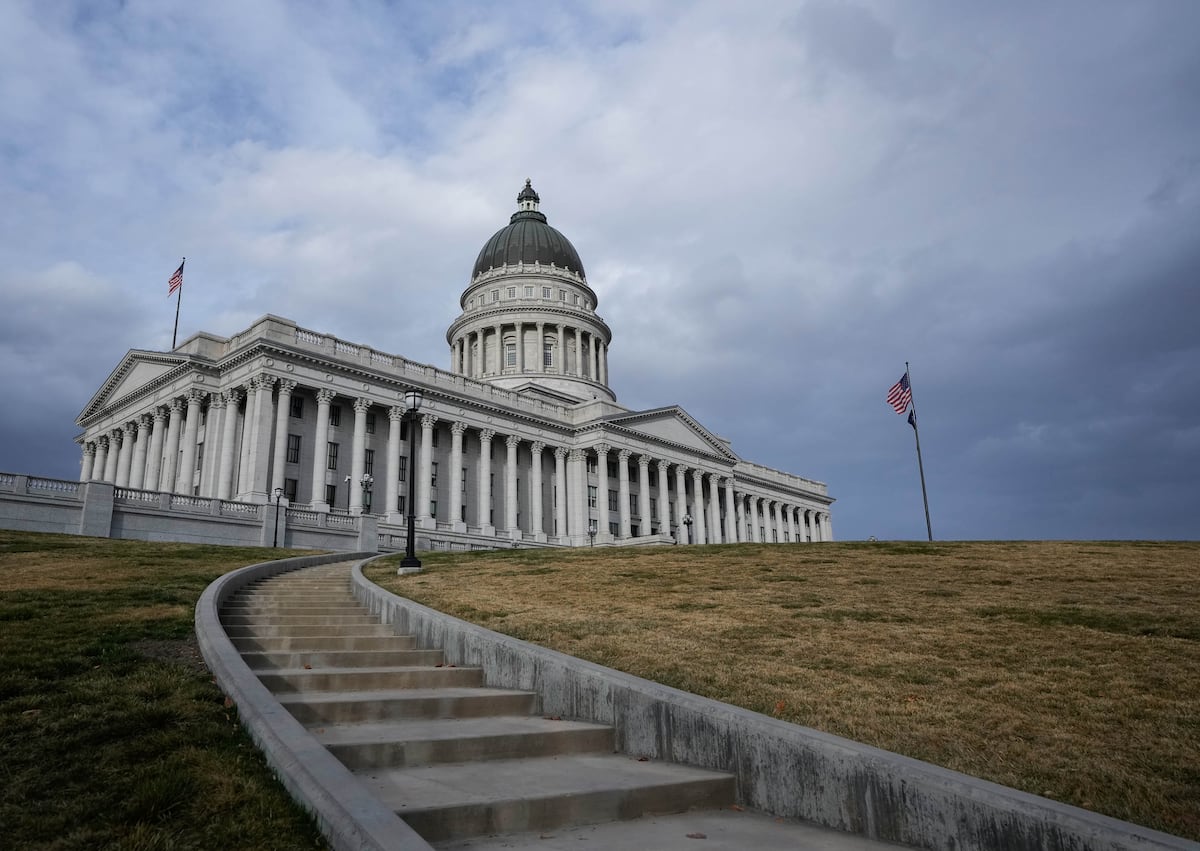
[445, 304, 613, 344]
[77, 352, 219, 427]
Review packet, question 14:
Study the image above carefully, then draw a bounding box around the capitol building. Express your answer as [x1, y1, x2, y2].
[74, 181, 833, 549]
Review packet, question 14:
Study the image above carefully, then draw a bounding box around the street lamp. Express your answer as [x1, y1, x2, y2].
[399, 388, 423, 571]
[588, 520, 597, 547]
[682, 513, 693, 545]
[272, 487, 284, 547]
[360, 473, 374, 513]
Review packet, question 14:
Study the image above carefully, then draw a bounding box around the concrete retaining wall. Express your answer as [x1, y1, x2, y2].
[352, 561, 1198, 851]
[196, 552, 435, 851]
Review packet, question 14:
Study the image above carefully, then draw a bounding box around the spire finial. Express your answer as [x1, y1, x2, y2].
[517, 178, 540, 211]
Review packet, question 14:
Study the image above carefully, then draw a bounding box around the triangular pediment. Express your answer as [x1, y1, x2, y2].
[602, 406, 739, 460]
[77, 350, 192, 424]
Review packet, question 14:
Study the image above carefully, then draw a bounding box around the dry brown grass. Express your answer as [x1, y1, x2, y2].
[366, 541, 1200, 840]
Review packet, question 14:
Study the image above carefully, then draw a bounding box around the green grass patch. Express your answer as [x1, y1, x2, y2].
[0, 531, 328, 851]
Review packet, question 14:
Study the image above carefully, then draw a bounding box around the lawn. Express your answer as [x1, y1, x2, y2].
[0, 531, 328, 851]
[366, 540, 1200, 841]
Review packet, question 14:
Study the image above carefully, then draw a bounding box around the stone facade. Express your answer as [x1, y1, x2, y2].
[74, 183, 833, 549]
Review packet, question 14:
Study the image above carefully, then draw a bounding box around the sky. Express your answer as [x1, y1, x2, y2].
[2, 1, 1198, 541]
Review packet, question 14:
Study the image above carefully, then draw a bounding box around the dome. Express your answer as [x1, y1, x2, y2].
[472, 180, 586, 279]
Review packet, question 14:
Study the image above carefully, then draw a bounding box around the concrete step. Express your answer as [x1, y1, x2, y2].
[357, 753, 735, 842]
[259, 665, 484, 693]
[230, 634, 418, 653]
[225, 598, 363, 608]
[243, 648, 445, 670]
[311, 716, 615, 769]
[223, 605, 369, 617]
[431, 808, 902, 851]
[223, 622, 399, 638]
[221, 613, 382, 627]
[278, 687, 540, 724]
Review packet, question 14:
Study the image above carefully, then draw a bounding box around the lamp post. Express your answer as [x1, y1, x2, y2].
[272, 487, 283, 547]
[399, 388, 423, 571]
[682, 513, 693, 545]
[588, 520, 597, 547]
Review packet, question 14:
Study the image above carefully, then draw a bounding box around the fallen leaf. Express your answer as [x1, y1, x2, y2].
[730, 804, 744, 812]
[303, 664, 312, 670]
[686, 832, 707, 839]
[637, 756, 650, 762]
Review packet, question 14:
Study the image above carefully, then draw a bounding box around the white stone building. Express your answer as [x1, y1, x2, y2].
[75, 181, 833, 548]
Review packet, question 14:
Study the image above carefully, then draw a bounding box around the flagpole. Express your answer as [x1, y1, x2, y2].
[171, 257, 185, 350]
[906, 361, 933, 542]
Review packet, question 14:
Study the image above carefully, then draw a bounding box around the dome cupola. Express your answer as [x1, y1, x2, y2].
[447, 181, 616, 405]
[472, 179, 586, 279]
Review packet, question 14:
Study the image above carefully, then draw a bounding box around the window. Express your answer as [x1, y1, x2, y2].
[491, 289, 499, 302]
[287, 434, 301, 463]
[630, 494, 638, 516]
[195, 443, 204, 472]
[609, 521, 619, 536]
[398, 456, 407, 480]
[543, 343, 553, 367]
[650, 497, 658, 520]
[400, 420, 409, 441]
[505, 342, 516, 367]
[588, 486, 597, 508]
[364, 448, 375, 476]
[586, 457, 597, 474]
[431, 461, 439, 487]
[608, 490, 618, 512]
[289, 396, 304, 418]
[431, 428, 439, 448]
[325, 484, 337, 505]
[542, 286, 551, 299]
[430, 500, 438, 518]
[507, 286, 516, 298]
[559, 290, 567, 301]
[326, 442, 339, 470]
[524, 286, 534, 297]
[329, 405, 341, 427]
[573, 294, 580, 305]
[649, 470, 657, 487]
[468, 297, 474, 309]
[398, 494, 406, 514]
[366, 412, 376, 434]
[284, 478, 298, 501]
[607, 461, 617, 478]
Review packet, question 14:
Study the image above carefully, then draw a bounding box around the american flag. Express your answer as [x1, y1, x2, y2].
[168, 260, 184, 296]
[887, 374, 912, 414]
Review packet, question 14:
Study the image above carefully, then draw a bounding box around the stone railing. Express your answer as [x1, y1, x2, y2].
[28, 477, 80, 496]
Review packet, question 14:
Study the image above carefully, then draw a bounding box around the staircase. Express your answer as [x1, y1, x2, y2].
[220, 562, 737, 846]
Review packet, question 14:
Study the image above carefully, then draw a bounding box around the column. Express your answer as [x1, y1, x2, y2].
[199, 396, 221, 496]
[772, 502, 783, 543]
[449, 421, 466, 531]
[574, 327, 584, 377]
[515, 323, 525, 373]
[691, 468, 707, 544]
[176, 390, 204, 495]
[160, 398, 184, 492]
[674, 465, 688, 543]
[477, 429, 495, 534]
[115, 423, 135, 488]
[235, 383, 256, 496]
[146, 407, 167, 493]
[553, 447, 567, 539]
[385, 407, 403, 519]
[505, 435, 520, 538]
[617, 449, 632, 539]
[417, 413, 437, 527]
[557, 325, 567, 375]
[600, 343, 609, 385]
[270, 380, 297, 495]
[822, 513, 833, 542]
[350, 398, 370, 514]
[217, 390, 242, 501]
[309, 389, 334, 509]
[735, 495, 746, 543]
[248, 376, 276, 500]
[707, 473, 722, 544]
[724, 477, 737, 543]
[637, 455, 651, 537]
[594, 444, 610, 541]
[785, 505, 797, 543]
[80, 442, 96, 482]
[656, 460, 670, 536]
[568, 449, 587, 540]
[529, 441, 545, 540]
[92, 435, 110, 482]
[748, 496, 760, 542]
[592, 336, 601, 382]
[536, 322, 546, 373]
[762, 499, 775, 543]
